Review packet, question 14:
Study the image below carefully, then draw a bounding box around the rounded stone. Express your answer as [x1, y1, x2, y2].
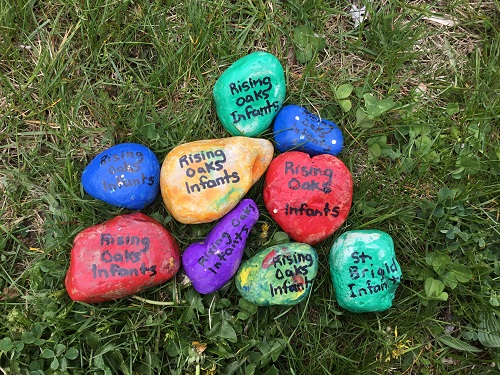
[65, 213, 181, 303]
[160, 137, 274, 224]
[263, 151, 353, 244]
[182, 199, 259, 294]
[329, 230, 402, 313]
[273, 104, 344, 156]
[213, 52, 286, 137]
[82, 143, 160, 210]
[235, 243, 318, 306]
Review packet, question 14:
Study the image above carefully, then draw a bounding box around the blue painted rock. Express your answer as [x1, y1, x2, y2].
[65, 213, 181, 303]
[273, 104, 344, 156]
[213, 52, 286, 137]
[235, 243, 318, 306]
[264, 151, 353, 245]
[160, 137, 273, 224]
[329, 230, 402, 313]
[182, 199, 259, 294]
[82, 143, 160, 210]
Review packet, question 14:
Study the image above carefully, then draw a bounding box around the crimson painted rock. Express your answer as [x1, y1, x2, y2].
[264, 151, 353, 244]
[182, 199, 259, 294]
[273, 105, 344, 156]
[235, 243, 318, 306]
[65, 213, 180, 303]
[213, 52, 286, 137]
[329, 230, 402, 313]
[160, 137, 273, 224]
[82, 143, 160, 210]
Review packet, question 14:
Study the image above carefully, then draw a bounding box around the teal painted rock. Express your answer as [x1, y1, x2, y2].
[329, 230, 402, 313]
[235, 243, 318, 306]
[213, 52, 286, 137]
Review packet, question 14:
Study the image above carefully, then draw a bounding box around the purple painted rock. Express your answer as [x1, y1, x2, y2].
[65, 213, 181, 303]
[182, 199, 259, 294]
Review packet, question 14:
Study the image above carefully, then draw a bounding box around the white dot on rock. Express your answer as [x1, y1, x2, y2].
[331, 140, 337, 144]
[273, 209, 278, 214]
[295, 116, 300, 121]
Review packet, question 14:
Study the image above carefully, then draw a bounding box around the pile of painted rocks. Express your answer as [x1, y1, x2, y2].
[65, 52, 402, 313]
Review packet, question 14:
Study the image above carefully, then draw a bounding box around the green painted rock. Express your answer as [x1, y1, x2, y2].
[235, 243, 318, 306]
[329, 230, 402, 313]
[213, 52, 286, 137]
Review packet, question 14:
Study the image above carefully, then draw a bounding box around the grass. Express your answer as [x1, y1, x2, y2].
[1, 0, 499, 374]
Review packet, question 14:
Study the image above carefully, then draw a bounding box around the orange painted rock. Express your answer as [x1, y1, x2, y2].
[264, 151, 353, 244]
[65, 213, 181, 303]
[160, 137, 274, 224]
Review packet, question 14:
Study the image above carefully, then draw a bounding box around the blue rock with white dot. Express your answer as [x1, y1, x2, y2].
[82, 143, 160, 210]
[273, 105, 344, 156]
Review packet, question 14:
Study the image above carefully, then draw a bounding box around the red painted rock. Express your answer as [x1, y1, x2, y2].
[65, 213, 181, 303]
[264, 151, 353, 244]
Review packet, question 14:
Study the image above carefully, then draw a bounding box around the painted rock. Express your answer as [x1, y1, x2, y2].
[235, 243, 318, 306]
[213, 52, 286, 137]
[65, 213, 181, 303]
[329, 230, 402, 313]
[82, 143, 160, 210]
[273, 104, 344, 156]
[264, 151, 353, 244]
[182, 199, 259, 294]
[160, 137, 273, 224]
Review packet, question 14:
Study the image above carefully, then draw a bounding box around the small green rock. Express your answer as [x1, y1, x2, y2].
[329, 230, 402, 313]
[213, 52, 286, 137]
[235, 243, 318, 306]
